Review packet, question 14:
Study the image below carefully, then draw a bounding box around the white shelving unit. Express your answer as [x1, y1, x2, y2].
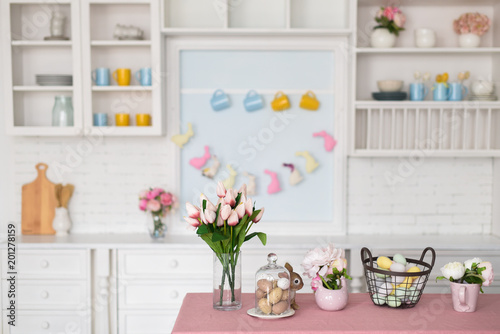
[1, 0, 83, 136]
[351, 0, 500, 157]
[81, 0, 162, 136]
[161, 0, 351, 34]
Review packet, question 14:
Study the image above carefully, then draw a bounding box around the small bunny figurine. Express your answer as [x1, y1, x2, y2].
[285, 262, 304, 310]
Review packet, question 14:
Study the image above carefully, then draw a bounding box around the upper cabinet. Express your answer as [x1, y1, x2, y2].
[2, 0, 162, 137]
[161, 0, 352, 33]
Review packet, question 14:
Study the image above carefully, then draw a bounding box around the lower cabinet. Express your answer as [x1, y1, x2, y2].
[118, 310, 179, 334]
[2, 311, 90, 334]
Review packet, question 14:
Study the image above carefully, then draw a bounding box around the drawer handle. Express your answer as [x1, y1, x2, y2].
[41, 321, 50, 329]
[40, 290, 49, 299]
[40, 260, 49, 268]
[170, 260, 178, 268]
[170, 290, 179, 299]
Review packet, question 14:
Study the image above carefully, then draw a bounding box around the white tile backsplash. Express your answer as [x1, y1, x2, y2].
[6, 136, 494, 235]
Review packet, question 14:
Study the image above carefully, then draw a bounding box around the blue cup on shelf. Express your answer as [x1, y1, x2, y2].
[210, 89, 230, 111]
[93, 113, 108, 126]
[409, 83, 429, 101]
[92, 68, 110, 86]
[448, 82, 468, 101]
[243, 90, 264, 112]
[135, 67, 152, 86]
[433, 83, 450, 101]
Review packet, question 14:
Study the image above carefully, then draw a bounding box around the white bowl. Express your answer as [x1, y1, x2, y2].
[377, 80, 404, 92]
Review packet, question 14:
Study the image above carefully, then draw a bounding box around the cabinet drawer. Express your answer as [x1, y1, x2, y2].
[2, 310, 89, 334]
[2, 280, 87, 310]
[118, 250, 212, 278]
[119, 279, 210, 309]
[119, 310, 178, 334]
[2, 250, 88, 279]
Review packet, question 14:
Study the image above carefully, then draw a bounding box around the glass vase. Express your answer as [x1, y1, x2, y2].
[52, 95, 74, 126]
[147, 211, 166, 239]
[213, 252, 241, 311]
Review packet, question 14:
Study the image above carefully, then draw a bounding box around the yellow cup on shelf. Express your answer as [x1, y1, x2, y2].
[271, 91, 290, 111]
[136, 113, 151, 126]
[115, 113, 130, 126]
[112, 68, 131, 86]
[299, 90, 320, 111]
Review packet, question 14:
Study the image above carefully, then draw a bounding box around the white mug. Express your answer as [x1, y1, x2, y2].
[414, 28, 436, 48]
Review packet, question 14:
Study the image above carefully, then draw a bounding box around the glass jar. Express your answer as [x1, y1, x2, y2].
[52, 95, 74, 126]
[254, 253, 291, 316]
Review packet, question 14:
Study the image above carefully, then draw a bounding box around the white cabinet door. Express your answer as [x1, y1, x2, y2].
[119, 310, 178, 334]
[2, 310, 89, 334]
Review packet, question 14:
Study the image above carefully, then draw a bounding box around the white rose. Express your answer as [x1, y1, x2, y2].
[464, 258, 483, 270]
[441, 262, 465, 281]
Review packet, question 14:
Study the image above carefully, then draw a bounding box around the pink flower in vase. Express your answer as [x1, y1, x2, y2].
[160, 192, 173, 206]
[147, 199, 161, 212]
[138, 190, 148, 199]
[478, 261, 494, 286]
[393, 12, 406, 28]
[146, 191, 156, 200]
[139, 199, 148, 211]
[383, 7, 395, 20]
[311, 276, 322, 292]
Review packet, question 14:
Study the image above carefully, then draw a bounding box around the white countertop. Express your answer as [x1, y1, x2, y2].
[2, 234, 499, 250]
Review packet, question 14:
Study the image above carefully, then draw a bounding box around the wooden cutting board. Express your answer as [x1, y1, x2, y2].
[22, 163, 57, 235]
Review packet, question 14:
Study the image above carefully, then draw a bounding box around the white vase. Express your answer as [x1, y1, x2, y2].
[370, 28, 397, 48]
[458, 33, 481, 48]
[52, 207, 72, 236]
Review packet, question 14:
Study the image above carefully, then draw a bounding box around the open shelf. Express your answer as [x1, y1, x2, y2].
[87, 126, 156, 136]
[161, 28, 352, 36]
[13, 85, 73, 91]
[91, 40, 151, 46]
[11, 40, 72, 47]
[9, 126, 81, 137]
[92, 86, 152, 91]
[356, 47, 500, 54]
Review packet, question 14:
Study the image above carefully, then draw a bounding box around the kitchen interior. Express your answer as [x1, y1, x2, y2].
[0, 0, 500, 333]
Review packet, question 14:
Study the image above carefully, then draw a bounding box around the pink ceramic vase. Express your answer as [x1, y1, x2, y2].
[314, 277, 348, 311]
[450, 282, 480, 312]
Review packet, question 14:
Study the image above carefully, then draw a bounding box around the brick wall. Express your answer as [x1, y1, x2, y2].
[8, 137, 494, 235]
[347, 158, 493, 235]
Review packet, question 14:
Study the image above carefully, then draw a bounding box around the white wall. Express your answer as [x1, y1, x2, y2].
[2, 134, 494, 235]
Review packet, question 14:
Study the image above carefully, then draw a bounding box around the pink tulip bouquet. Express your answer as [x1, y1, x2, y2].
[301, 244, 352, 291]
[184, 182, 266, 308]
[453, 13, 490, 36]
[139, 188, 178, 238]
[374, 6, 406, 36]
[437, 258, 494, 293]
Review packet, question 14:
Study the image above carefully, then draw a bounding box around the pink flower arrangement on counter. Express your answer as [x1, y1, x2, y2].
[374, 6, 406, 36]
[301, 244, 352, 291]
[437, 257, 494, 293]
[453, 13, 490, 36]
[138, 187, 178, 216]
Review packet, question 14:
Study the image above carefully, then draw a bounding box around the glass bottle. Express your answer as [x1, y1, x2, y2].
[52, 95, 74, 126]
[254, 253, 291, 316]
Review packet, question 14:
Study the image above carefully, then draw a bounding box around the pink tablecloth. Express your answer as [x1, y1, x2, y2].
[172, 293, 500, 333]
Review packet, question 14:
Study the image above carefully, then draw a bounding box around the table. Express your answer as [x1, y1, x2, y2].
[172, 293, 500, 333]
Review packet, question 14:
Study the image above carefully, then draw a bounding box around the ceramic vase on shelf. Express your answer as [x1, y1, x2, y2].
[370, 28, 396, 48]
[450, 282, 480, 312]
[52, 207, 71, 236]
[458, 33, 481, 48]
[213, 252, 241, 311]
[314, 277, 348, 311]
[147, 211, 166, 239]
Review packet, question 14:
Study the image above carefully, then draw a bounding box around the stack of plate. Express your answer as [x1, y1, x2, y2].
[36, 74, 73, 86]
[468, 93, 497, 101]
[372, 92, 407, 101]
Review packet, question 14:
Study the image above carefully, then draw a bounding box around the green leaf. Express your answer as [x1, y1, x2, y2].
[202, 199, 206, 211]
[232, 215, 248, 245]
[235, 193, 242, 206]
[200, 234, 222, 254]
[244, 232, 267, 245]
[212, 230, 229, 242]
[436, 276, 447, 282]
[196, 224, 209, 235]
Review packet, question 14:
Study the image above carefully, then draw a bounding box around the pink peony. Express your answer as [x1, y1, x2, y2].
[478, 261, 494, 286]
[332, 258, 348, 272]
[393, 12, 406, 28]
[139, 199, 148, 211]
[160, 192, 173, 206]
[138, 190, 148, 199]
[147, 199, 161, 212]
[301, 244, 342, 279]
[146, 191, 156, 200]
[383, 7, 395, 21]
[311, 275, 322, 292]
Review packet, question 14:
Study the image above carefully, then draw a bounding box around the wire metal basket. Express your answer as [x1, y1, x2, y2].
[361, 247, 436, 309]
